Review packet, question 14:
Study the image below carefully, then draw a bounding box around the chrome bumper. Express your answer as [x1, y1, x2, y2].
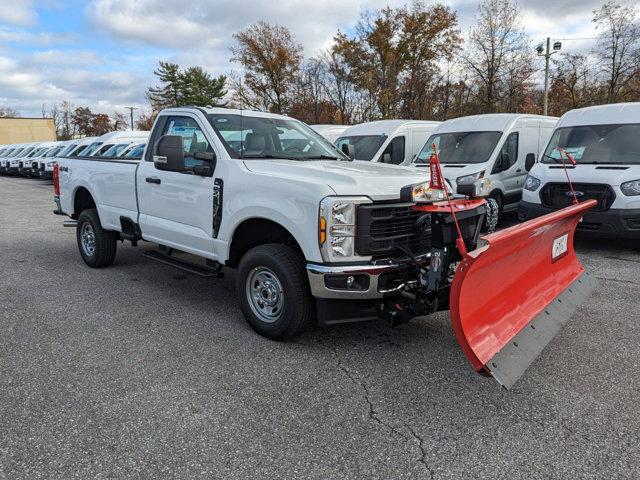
[306, 255, 428, 300]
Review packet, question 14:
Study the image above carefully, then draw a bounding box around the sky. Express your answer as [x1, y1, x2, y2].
[0, 0, 604, 120]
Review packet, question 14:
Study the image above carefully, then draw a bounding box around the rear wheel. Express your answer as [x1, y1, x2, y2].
[236, 244, 316, 339]
[76, 209, 118, 268]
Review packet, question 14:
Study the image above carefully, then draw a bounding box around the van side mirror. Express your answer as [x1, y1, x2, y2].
[525, 153, 535, 172]
[154, 135, 184, 172]
[341, 143, 355, 160]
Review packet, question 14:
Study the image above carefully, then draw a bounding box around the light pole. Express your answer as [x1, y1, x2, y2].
[125, 106, 138, 130]
[536, 38, 562, 115]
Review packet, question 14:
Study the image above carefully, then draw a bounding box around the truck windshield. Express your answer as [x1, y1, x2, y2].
[415, 131, 502, 164]
[78, 142, 102, 156]
[207, 114, 346, 160]
[44, 146, 64, 158]
[335, 135, 387, 161]
[542, 124, 640, 165]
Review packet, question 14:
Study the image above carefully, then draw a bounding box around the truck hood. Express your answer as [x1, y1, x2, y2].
[413, 162, 487, 185]
[532, 163, 640, 187]
[243, 159, 430, 201]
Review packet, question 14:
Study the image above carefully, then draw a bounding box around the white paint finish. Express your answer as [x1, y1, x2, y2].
[555, 102, 640, 128]
[310, 124, 350, 144]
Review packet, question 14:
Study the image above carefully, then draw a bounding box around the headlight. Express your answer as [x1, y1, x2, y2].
[621, 179, 640, 196]
[319, 196, 371, 262]
[411, 182, 446, 202]
[524, 175, 541, 191]
[456, 171, 484, 186]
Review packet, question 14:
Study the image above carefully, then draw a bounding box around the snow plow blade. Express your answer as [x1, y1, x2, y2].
[449, 200, 597, 389]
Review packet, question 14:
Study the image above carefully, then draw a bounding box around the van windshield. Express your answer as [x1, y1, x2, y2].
[207, 114, 345, 160]
[335, 135, 387, 161]
[542, 124, 640, 165]
[44, 146, 64, 158]
[415, 131, 502, 164]
[78, 142, 102, 156]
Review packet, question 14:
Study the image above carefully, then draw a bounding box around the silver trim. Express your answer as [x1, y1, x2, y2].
[63, 220, 78, 227]
[306, 255, 428, 299]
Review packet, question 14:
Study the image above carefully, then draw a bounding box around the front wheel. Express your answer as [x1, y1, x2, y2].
[236, 244, 316, 340]
[76, 209, 118, 268]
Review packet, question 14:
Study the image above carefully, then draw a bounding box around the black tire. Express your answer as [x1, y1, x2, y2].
[76, 208, 118, 268]
[236, 244, 316, 340]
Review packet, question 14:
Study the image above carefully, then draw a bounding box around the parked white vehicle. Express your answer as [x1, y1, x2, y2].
[519, 102, 640, 239]
[20, 141, 57, 176]
[412, 114, 558, 218]
[310, 124, 350, 144]
[54, 107, 453, 338]
[39, 140, 73, 179]
[5, 142, 41, 175]
[80, 131, 150, 157]
[336, 120, 441, 165]
[0, 144, 20, 173]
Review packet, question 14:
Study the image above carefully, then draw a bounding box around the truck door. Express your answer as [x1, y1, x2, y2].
[137, 114, 217, 258]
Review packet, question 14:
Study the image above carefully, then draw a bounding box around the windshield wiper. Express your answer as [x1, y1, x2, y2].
[241, 154, 301, 160]
[542, 153, 564, 164]
[301, 154, 342, 160]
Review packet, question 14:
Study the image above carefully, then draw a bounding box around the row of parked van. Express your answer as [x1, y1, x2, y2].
[0, 130, 149, 179]
[313, 102, 640, 238]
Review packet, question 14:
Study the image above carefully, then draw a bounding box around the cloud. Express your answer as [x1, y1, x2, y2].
[0, 0, 37, 27]
[31, 49, 103, 66]
[0, 27, 76, 46]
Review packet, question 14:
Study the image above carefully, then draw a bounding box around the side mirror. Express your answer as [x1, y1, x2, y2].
[341, 143, 355, 160]
[154, 135, 184, 172]
[382, 153, 392, 164]
[525, 153, 535, 171]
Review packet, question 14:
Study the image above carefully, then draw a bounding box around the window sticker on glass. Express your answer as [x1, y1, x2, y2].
[550, 146, 585, 160]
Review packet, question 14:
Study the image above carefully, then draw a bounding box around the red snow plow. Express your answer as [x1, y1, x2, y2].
[449, 199, 597, 389]
[383, 149, 596, 389]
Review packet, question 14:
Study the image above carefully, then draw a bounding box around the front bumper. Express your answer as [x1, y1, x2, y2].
[306, 255, 427, 300]
[518, 200, 640, 239]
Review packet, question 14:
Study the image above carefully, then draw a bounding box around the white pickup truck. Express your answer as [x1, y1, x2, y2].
[55, 107, 447, 339]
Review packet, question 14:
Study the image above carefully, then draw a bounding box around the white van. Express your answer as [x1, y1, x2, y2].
[80, 130, 149, 157]
[412, 114, 558, 217]
[336, 120, 441, 166]
[20, 141, 57, 176]
[5, 142, 41, 175]
[310, 124, 350, 144]
[519, 103, 640, 239]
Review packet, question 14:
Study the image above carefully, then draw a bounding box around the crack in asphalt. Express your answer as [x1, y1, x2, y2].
[318, 337, 436, 477]
[404, 422, 435, 479]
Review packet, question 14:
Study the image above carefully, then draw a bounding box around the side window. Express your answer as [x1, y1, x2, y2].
[382, 136, 405, 165]
[501, 132, 519, 168]
[162, 116, 212, 167]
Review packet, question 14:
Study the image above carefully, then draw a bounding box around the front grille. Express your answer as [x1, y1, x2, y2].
[539, 183, 615, 212]
[356, 203, 430, 258]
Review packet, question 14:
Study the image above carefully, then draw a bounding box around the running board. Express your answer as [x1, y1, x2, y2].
[143, 250, 224, 278]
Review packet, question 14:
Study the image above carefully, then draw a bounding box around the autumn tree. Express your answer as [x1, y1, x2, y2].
[230, 21, 303, 113]
[136, 112, 157, 130]
[147, 61, 227, 110]
[112, 112, 129, 130]
[592, 1, 640, 103]
[462, 0, 535, 113]
[547, 53, 600, 115]
[71, 107, 113, 136]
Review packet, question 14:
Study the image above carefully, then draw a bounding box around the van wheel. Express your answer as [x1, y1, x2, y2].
[483, 195, 501, 233]
[76, 209, 118, 268]
[237, 244, 316, 340]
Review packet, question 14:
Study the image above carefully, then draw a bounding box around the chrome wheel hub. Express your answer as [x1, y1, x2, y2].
[80, 222, 96, 257]
[246, 267, 284, 323]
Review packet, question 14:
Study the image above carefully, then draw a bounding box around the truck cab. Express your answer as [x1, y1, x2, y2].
[412, 114, 558, 221]
[335, 120, 441, 166]
[519, 102, 640, 238]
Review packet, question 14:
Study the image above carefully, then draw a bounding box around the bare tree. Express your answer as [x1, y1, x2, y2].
[592, 1, 640, 103]
[462, 0, 535, 113]
[0, 107, 20, 117]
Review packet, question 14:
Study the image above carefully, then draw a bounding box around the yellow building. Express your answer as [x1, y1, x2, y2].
[0, 117, 56, 144]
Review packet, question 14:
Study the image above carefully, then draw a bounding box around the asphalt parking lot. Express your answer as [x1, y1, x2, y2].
[1, 175, 639, 479]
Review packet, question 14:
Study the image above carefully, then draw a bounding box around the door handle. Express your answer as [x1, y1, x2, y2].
[145, 177, 161, 184]
[516, 169, 522, 173]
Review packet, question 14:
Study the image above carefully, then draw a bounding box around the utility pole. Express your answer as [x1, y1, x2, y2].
[125, 106, 138, 130]
[536, 38, 561, 116]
